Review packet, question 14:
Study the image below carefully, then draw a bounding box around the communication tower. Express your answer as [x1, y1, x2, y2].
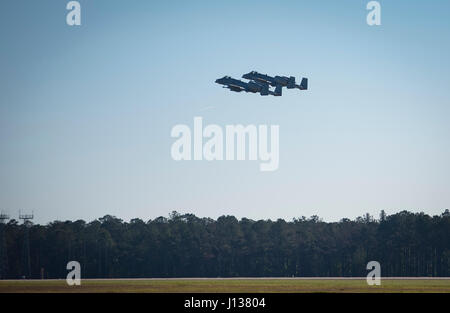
[19, 211, 34, 279]
[0, 213, 9, 279]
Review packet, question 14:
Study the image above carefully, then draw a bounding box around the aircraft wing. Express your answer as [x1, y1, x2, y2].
[227, 85, 244, 92]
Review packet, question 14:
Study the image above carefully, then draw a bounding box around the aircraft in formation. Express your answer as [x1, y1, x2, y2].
[215, 71, 308, 96]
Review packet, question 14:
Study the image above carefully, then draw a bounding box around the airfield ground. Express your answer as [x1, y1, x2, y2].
[0, 278, 449, 293]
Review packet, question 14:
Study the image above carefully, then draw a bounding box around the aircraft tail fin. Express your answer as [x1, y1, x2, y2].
[299, 78, 308, 90]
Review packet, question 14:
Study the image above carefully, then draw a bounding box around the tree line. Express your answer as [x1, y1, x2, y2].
[0, 210, 448, 279]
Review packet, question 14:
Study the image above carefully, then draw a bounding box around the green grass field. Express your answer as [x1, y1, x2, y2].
[0, 278, 449, 293]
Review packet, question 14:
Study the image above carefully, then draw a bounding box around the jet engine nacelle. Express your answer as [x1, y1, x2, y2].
[248, 81, 270, 96]
[287, 76, 296, 89]
[247, 81, 261, 92]
[274, 76, 293, 86]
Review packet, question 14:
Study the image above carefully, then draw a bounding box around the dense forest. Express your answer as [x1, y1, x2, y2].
[0, 210, 449, 279]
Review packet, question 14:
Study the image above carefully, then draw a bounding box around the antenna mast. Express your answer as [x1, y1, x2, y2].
[19, 211, 34, 279]
[0, 212, 9, 279]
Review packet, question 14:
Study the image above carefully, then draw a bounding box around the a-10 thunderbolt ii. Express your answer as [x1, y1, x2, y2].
[215, 76, 282, 96]
[215, 71, 307, 96]
[242, 71, 308, 91]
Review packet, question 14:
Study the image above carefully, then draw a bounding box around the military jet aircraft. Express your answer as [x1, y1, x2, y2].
[215, 76, 281, 96]
[242, 71, 308, 91]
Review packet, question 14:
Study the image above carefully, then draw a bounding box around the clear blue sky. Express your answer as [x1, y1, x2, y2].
[1, 0, 449, 224]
